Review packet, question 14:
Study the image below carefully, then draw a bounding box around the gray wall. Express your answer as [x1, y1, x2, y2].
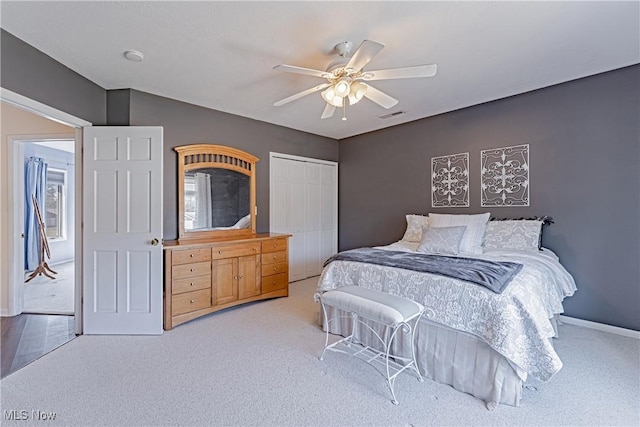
[339, 65, 640, 331]
[124, 90, 339, 240]
[0, 29, 106, 125]
[106, 89, 131, 126]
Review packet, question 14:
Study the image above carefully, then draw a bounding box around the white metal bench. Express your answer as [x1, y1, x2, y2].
[314, 286, 425, 404]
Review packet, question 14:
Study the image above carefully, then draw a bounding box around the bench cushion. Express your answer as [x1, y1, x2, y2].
[320, 286, 424, 327]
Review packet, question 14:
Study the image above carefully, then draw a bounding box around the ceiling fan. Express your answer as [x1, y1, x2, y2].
[273, 40, 437, 120]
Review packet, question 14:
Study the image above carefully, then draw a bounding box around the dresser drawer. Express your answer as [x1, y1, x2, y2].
[172, 289, 211, 316]
[172, 248, 211, 265]
[262, 273, 288, 293]
[261, 250, 287, 265]
[261, 238, 287, 254]
[172, 261, 211, 280]
[172, 274, 211, 295]
[261, 261, 288, 277]
[211, 243, 259, 260]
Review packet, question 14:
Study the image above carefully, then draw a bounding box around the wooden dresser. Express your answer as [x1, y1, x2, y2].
[163, 233, 290, 330]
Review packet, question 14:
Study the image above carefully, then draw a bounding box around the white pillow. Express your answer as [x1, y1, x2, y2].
[483, 220, 543, 252]
[428, 213, 490, 254]
[417, 226, 467, 255]
[401, 214, 430, 242]
[233, 214, 251, 229]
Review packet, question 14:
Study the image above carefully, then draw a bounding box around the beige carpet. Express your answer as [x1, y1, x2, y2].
[1, 277, 638, 426]
[23, 261, 74, 314]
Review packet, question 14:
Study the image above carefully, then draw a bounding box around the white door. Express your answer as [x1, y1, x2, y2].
[270, 153, 337, 281]
[319, 163, 338, 266]
[83, 127, 163, 334]
[305, 163, 322, 276]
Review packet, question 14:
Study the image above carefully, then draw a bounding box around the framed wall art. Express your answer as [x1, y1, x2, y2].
[431, 152, 469, 208]
[480, 144, 529, 207]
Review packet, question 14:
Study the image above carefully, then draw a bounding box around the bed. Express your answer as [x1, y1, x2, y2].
[316, 213, 577, 409]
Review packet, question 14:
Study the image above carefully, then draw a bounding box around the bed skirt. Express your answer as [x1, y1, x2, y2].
[320, 306, 525, 409]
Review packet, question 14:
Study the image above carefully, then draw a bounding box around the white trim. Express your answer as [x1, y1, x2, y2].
[74, 128, 83, 335]
[1, 87, 92, 128]
[8, 136, 26, 316]
[559, 315, 639, 339]
[270, 151, 338, 167]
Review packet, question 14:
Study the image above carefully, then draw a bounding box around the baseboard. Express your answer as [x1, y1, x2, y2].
[559, 315, 640, 339]
[1, 308, 17, 317]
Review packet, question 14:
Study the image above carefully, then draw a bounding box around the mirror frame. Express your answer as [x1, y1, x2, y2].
[175, 144, 258, 241]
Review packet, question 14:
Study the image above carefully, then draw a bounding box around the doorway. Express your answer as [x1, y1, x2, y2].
[21, 139, 76, 315]
[1, 90, 90, 336]
[0, 93, 87, 377]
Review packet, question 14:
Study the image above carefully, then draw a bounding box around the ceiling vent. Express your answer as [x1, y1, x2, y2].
[378, 111, 406, 119]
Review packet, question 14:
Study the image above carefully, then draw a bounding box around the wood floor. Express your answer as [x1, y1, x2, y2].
[1, 313, 76, 379]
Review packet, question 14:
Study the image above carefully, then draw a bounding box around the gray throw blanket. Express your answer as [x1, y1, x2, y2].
[323, 248, 523, 294]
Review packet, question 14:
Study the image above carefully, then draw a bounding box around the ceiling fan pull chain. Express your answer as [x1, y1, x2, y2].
[342, 102, 347, 121]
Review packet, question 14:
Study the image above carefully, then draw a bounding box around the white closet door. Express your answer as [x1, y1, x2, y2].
[305, 163, 322, 276]
[288, 161, 307, 281]
[270, 153, 337, 282]
[270, 157, 289, 232]
[320, 164, 337, 265]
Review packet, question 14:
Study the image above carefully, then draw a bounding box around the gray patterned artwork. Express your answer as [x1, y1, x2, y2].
[431, 152, 469, 207]
[481, 144, 530, 207]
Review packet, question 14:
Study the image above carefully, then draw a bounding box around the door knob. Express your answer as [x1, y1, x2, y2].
[151, 238, 159, 246]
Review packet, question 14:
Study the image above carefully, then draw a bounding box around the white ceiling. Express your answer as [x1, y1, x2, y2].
[1, 1, 638, 140]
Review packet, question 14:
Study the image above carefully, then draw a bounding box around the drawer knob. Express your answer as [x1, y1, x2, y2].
[190, 254, 194, 258]
[190, 268, 194, 272]
[273, 267, 278, 271]
[190, 299, 195, 304]
[273, 255, 277, 259]
[219, 250, 223, 254]
[253, 247, 257, 251]
[190, 282, 194, 286]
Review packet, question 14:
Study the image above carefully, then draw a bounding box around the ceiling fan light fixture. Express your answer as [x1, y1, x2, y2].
[322, 88, 343, 107]
[348, 81, 368, 105]
[272, 39, 438, 121]
[334, 77, 351, 97]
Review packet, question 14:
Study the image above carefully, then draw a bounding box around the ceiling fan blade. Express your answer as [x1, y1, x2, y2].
[321, 103, 336, 119]
[362, 64, 437, 81]
[273, 83, 331, 107]
[363, 84, 398, 109]
[273, 64, 331, 78]
[345, 40, 385, 72]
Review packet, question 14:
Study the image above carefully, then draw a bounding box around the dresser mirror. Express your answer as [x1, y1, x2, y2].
[175, 144, 258, 241]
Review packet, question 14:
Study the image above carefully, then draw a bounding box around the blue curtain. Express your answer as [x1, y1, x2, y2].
[25, 157, 48, 270]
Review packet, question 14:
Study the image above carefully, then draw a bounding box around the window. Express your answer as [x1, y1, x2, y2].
[45, 168, 66, 240]
[183, 174, 197, 230]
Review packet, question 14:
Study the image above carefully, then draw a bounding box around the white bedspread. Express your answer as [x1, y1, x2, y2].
[317, 241, 577, 382]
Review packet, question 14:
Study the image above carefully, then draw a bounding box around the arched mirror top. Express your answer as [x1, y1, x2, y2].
[176, 144, 258, 241]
